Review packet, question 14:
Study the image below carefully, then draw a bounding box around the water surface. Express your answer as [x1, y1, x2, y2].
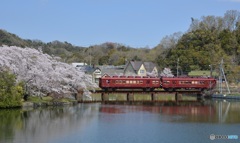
[0, 100, 239, 143]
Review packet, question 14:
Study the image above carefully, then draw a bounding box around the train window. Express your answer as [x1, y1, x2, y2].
[192, 81, 199, 84]
[200, 81, 205, 84]
[136, 80, 140, 84]
[123, 80, 126, 84]
[106, 80, 110, 84]
[133, 80, 136, 84]
[152, 81, 159, 84]
[180, 81, 192, 84]
[130, 80, 132, 84]
[163, 81, 170, 84]
[140, 80, 143, 84]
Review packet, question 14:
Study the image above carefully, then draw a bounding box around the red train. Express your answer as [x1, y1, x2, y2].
[99, 76, 217, 91]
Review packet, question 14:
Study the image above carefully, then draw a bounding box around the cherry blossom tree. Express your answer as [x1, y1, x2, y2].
[0, 45, 97, 98]
[160, 68, 174, 77]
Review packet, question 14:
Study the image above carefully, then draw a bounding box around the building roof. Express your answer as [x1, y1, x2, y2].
[130, 61, 143, 71]
[101, 68, 124, 76]
[79, 65, 95, 74]
[98, 65, 124, 76]
[126, 61, 156, 72]
[72, 62, 87, 67]
[143, 62, 156, 72]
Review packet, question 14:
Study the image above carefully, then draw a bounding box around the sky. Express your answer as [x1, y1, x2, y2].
[1, 0, 240, 48]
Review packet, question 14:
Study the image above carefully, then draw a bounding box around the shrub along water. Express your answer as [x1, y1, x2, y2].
[0, 70, 23, 108]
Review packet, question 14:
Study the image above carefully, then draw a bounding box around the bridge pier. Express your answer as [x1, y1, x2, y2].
[175, 92, 182, 102]
[127, 92, 134, 101]
[151, 93, 157, 101]
[197, 93, 203, 101]
[101, 93, 109, 101]
[76, 89, 84, 102]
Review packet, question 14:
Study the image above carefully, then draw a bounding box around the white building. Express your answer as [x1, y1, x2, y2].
[72, 63, 88, 70]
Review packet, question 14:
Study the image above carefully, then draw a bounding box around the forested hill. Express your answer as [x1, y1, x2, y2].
[1, 10, 240, 82]
[164, 10, 240, 82]
[0, 29, 158, 65]
[0, 29, 87, 62]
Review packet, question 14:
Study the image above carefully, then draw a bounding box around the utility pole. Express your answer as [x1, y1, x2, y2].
[209, 64, 212, 77]
[89, 47, 92, 66]
[209, 64, 212, 90]
[219, 59, 231, 94]
[177, 58, 179, 77]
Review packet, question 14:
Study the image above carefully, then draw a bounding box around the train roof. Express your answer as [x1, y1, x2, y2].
[101, 76, 159, 79]
[161, 76, 216, 80]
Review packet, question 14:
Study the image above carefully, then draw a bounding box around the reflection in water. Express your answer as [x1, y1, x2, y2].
[0, 104, 100, 143]
[99, 101, 240, 123]
[0, 109, 23, 142]
[0, 100, 239, 143]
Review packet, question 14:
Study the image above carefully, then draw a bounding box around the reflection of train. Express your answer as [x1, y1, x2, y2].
[99, 76, 217, 91]
[100, 105, 215, 116]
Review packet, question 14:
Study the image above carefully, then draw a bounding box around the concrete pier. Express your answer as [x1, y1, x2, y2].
[151, 93, 157, 101]
[127, 93, 134, 101]
[101, 93, 109, 101]
[175, 92, 182, 102]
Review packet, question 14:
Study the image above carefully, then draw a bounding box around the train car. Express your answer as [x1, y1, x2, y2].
[161, 77, 217, 91]
[99, 76, 161, 91]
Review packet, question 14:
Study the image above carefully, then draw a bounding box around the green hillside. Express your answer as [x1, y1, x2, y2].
[1, 10, 240, 82]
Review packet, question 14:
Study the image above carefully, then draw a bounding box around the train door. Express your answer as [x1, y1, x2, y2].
[146, 80, 150, 87]
[172, 81, 176, 88]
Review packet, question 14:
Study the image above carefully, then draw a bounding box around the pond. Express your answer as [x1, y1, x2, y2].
[0, 99, 239, 143]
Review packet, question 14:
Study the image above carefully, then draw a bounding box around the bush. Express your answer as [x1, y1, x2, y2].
[0, 71, 23, 108]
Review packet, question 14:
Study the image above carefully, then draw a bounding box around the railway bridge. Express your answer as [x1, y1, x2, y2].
[77, 90, 208, 105]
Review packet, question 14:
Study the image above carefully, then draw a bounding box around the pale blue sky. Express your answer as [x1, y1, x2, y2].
[1, 0, 240, 48]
